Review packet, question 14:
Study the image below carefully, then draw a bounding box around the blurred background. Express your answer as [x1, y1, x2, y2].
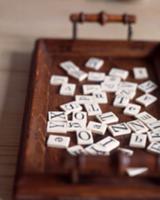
[0, 0, 160, 199]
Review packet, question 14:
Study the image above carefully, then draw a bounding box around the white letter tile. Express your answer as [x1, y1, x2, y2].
[147, 142, 160, 154]
[84, 102, 102, 116]
[123, 103, 141, 116]
[108, 123, 131, 137]
[97, 112, 119, 124]
[50, 75, 68, 85]
[60, 101, 82, 114]
[127, 120, 148, 134]
[129, 133, 147, 148]
[136, 93, 157, 107]
[67, 145, 86, 156]
[77, 129, 94, 145]
[48, 111, 67, 122]
[133, 67, 148, 79]
[87, 121, 107, 135]
[93, 92, 108, 104]
[47, 135, 70, 149]
[135, 111, 157, 124]
[138, 80, 158, 93]
[88, 72, 105, 82]
[109, 68, 129, 80]
[47, 121, 67, 133]
[60, 83, 76, 96]
[85, 57, 104, 70]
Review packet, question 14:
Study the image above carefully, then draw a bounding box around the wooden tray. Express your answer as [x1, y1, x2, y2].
[14, 13, 160, 200]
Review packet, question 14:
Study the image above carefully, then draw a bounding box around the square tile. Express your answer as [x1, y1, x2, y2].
[72, 111, 87, 126]
[87, 121, 107, 135]
[50, 75, 68, 85]
[109, 68, 129, 80]
[147, 120, 160, 131]
[88, 71, 105, 82]
[60, 101, 82, 114]
[67, 121, 85, 132]
[136, 111, 157, 124]
[68, 69, 88, 82]
[60, 83, 76, 96]
[96, 112, 119, 124]
[108, 123, 131, 137]
[60, 61, 79, 72]
[76, 129, 94, 145]
[138, 80, 158, 93]
[47, 121, 67, 133]
[93, 92, 108, 104]
[127, 120, 148, 133]
[123, 103, 141, 116]
[84, 102, 102, 116]
[47, 135, 70, 149]
[75, 95, 94, 104]
[48, 111, 67, 122]
[129, 133, 147, 148]
[101, 81, 119, 92]
[113, 95, 130, 108]
[82, 84, 101, 94]
[67, 145, 86, 156]
[147, 130, 160, 142]
[133, 67, 148, 79]
[147, 142, 160, 154]
[136, 93, 157, 107]
[104, 75, 121, 83]
[85, 57, 104, 70]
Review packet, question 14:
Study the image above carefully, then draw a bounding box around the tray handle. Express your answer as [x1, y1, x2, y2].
[70, 11, 136, 40]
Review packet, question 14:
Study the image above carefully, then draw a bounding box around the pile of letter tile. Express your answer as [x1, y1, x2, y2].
[47, 58, 160, 177]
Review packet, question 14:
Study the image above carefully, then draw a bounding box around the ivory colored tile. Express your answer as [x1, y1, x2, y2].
[123, 103, 141, 116]
[133, 67, 148, 79]
[68, 69, 88, 82]
[138, 80, 158, 93]
[113, 95, 130, 108]
[136, 93, 157, 107]
[72, 111, 87, 126]
[67, 145, 86, 156]
[147, 120, 160, 131]
[76, 129, 94, 145]
[116, 88, 136, 100]
[84, 102, 102, 116]
[147, 130, 160, 142]
[67, 121, 85, 132]
[104, 75, 121, 83]
[97, 112, 119, 124]
[60, 83, 76, 96]
[59, 61, 79, 72]
[108, 123, 131, 137]
[47, 135, 70, 149]
[147, 142, 160, 154]
[118, 148, 134, 156]
[88, 71, 105, 82]
[129, 133, 147, 148]
[109, 68, 129, 80]
[47, 121, 67, 133]
[85, 143, 109, 156]
[50, 75, 68, 85]
[85, 57, 104, 70]
[87, 121, 107, 135]
[82, 84, 101, 95]
[118, 81, 138, 91]
[127, 120, 148, 134]
[126, 167, 148, 177]
[136, 111, 157, 124]
[75, 95, 94, 104]
[93, 92, 108, 104]
[96, 136, 120, 153]
[60, 101, 82, 114]
[101, 81, 119, 92]
[48, 111, 67, 122]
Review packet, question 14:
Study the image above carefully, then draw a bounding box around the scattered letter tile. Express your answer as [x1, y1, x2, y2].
[85, 57, 104, 70]
[67, 145, 86, 156]
[47, 135, 70, 148]
[108, 123, 131, 137]
[97, 112, 119, 124]
[68, 69, 88, 82]
[67, 121, 85, 132]
[60, 101, 82, 114]
[109, 68, 129, 80]
[82, 84, 101, 95]
[135, 111, 157, 124]
[147, 130, 160, 142]
[88, 72, 105, 82]
[123, 103, 141, 116]
[93, 92, 108, 104]
[50, 75, 68, 85]
[60, 83, 76, 96]
[72, 111, 87, 126]
[60, 61, 79, 72]
[127, 120, 148, 134]
[147, 120, 160, 131]
[75, 95, 94, 104]
[136, 93, 157, 107]
[87, 121, 107, 135]
[84, 102, 102, 116]
[147, 142, 160, 154]
[76, 129, 94, 145]
[47, 121, 67, 133]
[48, 111, 67, 122]
[113, 95, 130, 108]
[138, 80, 158, 93]
[133, 67, 148, 79]
[129, 133, 147, 148]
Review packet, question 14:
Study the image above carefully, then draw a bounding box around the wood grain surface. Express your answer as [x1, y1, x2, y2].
[1, 1, 160, 200]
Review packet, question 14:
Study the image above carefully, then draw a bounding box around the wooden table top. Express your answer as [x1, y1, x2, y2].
[1, 1, 160, 200]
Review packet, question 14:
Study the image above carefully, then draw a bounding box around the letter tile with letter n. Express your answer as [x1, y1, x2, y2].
[47, 135, 70, 149]
[108, 123, 131, 137]
[129, 133, 147, 148]
[76, 129, 94, 145]
[147, 142, 160, 154]
[96, 112, 119, 124]
[127, 120, 148, 134]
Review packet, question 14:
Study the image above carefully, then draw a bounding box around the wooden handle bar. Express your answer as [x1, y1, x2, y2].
[70, 11, 136, 25]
